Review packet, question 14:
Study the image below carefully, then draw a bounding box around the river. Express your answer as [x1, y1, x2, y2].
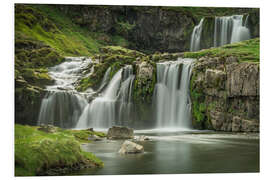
[71, 131, 259, 175]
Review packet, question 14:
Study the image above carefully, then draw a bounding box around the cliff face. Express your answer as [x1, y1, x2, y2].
[55, 5, 259, 54]
[56, 6, 195, 53]
[190, 56, 259, 132]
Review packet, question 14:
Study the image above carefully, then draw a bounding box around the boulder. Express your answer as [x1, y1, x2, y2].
[118, 140, 144, 154]
[107, 126, 134, 140]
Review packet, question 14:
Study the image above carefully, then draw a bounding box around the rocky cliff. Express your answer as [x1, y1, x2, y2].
[190, 55, 259, 132]
[55, 5, 259, 53]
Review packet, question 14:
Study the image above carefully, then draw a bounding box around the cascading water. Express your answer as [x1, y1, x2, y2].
[76, 65, 135, 129]
[190, 15, 251, 51]
[214, 15, 250, 47]
[37, 57, 91, 128]
[190, 18, 204, 52]
[153, 58, 195, 130]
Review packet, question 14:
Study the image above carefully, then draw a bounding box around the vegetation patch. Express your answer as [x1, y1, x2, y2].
[184, 38, 260, 63]
[76, 46, 145, 92]
[15, 124, 104, 176]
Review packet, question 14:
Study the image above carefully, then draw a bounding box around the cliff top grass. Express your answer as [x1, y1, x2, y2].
[184, 38, 260, 63]
[15, 124, 105, 176]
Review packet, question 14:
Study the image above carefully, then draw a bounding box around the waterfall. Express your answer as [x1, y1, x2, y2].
[38, 91, 87, 128]
[190, 18, 204, 52]
[153, 58, 194, 129]
[37, 57, 92, 128]
[76, 65, 135, 129]
[214, 15, 250, 47]
[97, 67, 111, 92]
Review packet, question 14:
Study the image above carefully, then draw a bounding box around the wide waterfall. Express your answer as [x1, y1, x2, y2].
[38, 55, 195, 130]
[153, 58, 194, 130]
[190, 18, 204, 52]
[37, 57, 91, 128]
[190, 15, 251, 51]
[214, 15, 250, 47]
[76, 65, 135, 129]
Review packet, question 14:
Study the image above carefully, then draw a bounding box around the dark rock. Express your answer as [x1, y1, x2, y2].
[86, 128, 94, 132]
[107, 126, 134, 140]
[88, 134, 103, 141]
[136, 135, 150, 141]
[38, 124, 57, 133]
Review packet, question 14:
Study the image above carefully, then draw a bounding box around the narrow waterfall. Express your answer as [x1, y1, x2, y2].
[38, 91, 87, 128]
[37, 57, 92, 128]
[153, 58, 194, 129]
[76, 65, 135, 129]
[214, 15, 250, 47]
[96, 67, 111, 92]
[190, 18, 204, 52]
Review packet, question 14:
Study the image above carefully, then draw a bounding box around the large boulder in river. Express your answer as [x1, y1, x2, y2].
[118, 140, 144, 154]
[107, 126, 134, 140]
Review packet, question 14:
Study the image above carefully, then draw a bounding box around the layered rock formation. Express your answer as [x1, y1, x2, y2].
[190, 56, 259, 132]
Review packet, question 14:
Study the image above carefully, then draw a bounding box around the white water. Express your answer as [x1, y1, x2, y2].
[38, 57, 92, 128]
[76, 65, 135, 129]
[190, 15, 251, 51]
[153, 58, 195, 130]
[214, 15, 250, 47]
[190, 18, 204, 52]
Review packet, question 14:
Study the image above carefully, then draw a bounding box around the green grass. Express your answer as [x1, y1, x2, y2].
[184, 38, 260, 62]
[15, 4, 103, 56]
[15, 124, 104, 176]
[15, 4, 133, 57]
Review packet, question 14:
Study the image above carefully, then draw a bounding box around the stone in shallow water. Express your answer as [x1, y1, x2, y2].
[118, 140, 144, 154]
[107, 126, 134, 140]
[136, 135, 150, 141]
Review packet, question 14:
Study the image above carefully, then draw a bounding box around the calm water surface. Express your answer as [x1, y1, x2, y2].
[72, 130, 259, 175]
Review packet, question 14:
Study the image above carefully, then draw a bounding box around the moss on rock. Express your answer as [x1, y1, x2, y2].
[76, 46, 144, 92]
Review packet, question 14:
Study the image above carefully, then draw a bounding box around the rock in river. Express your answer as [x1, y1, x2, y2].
[118, 140, 144, 154]
[107, 126, 134, 140]
[136, 135, 150, 141]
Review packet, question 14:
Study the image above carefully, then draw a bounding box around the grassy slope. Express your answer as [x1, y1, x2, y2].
[15, 4, 131, 57]
[15, 4, 100, 56]
[15, 124, 105, 176]
[184, 38, 260, 63]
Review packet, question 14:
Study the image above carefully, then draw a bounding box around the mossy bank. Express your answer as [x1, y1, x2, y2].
[15, 124, 105, 176]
